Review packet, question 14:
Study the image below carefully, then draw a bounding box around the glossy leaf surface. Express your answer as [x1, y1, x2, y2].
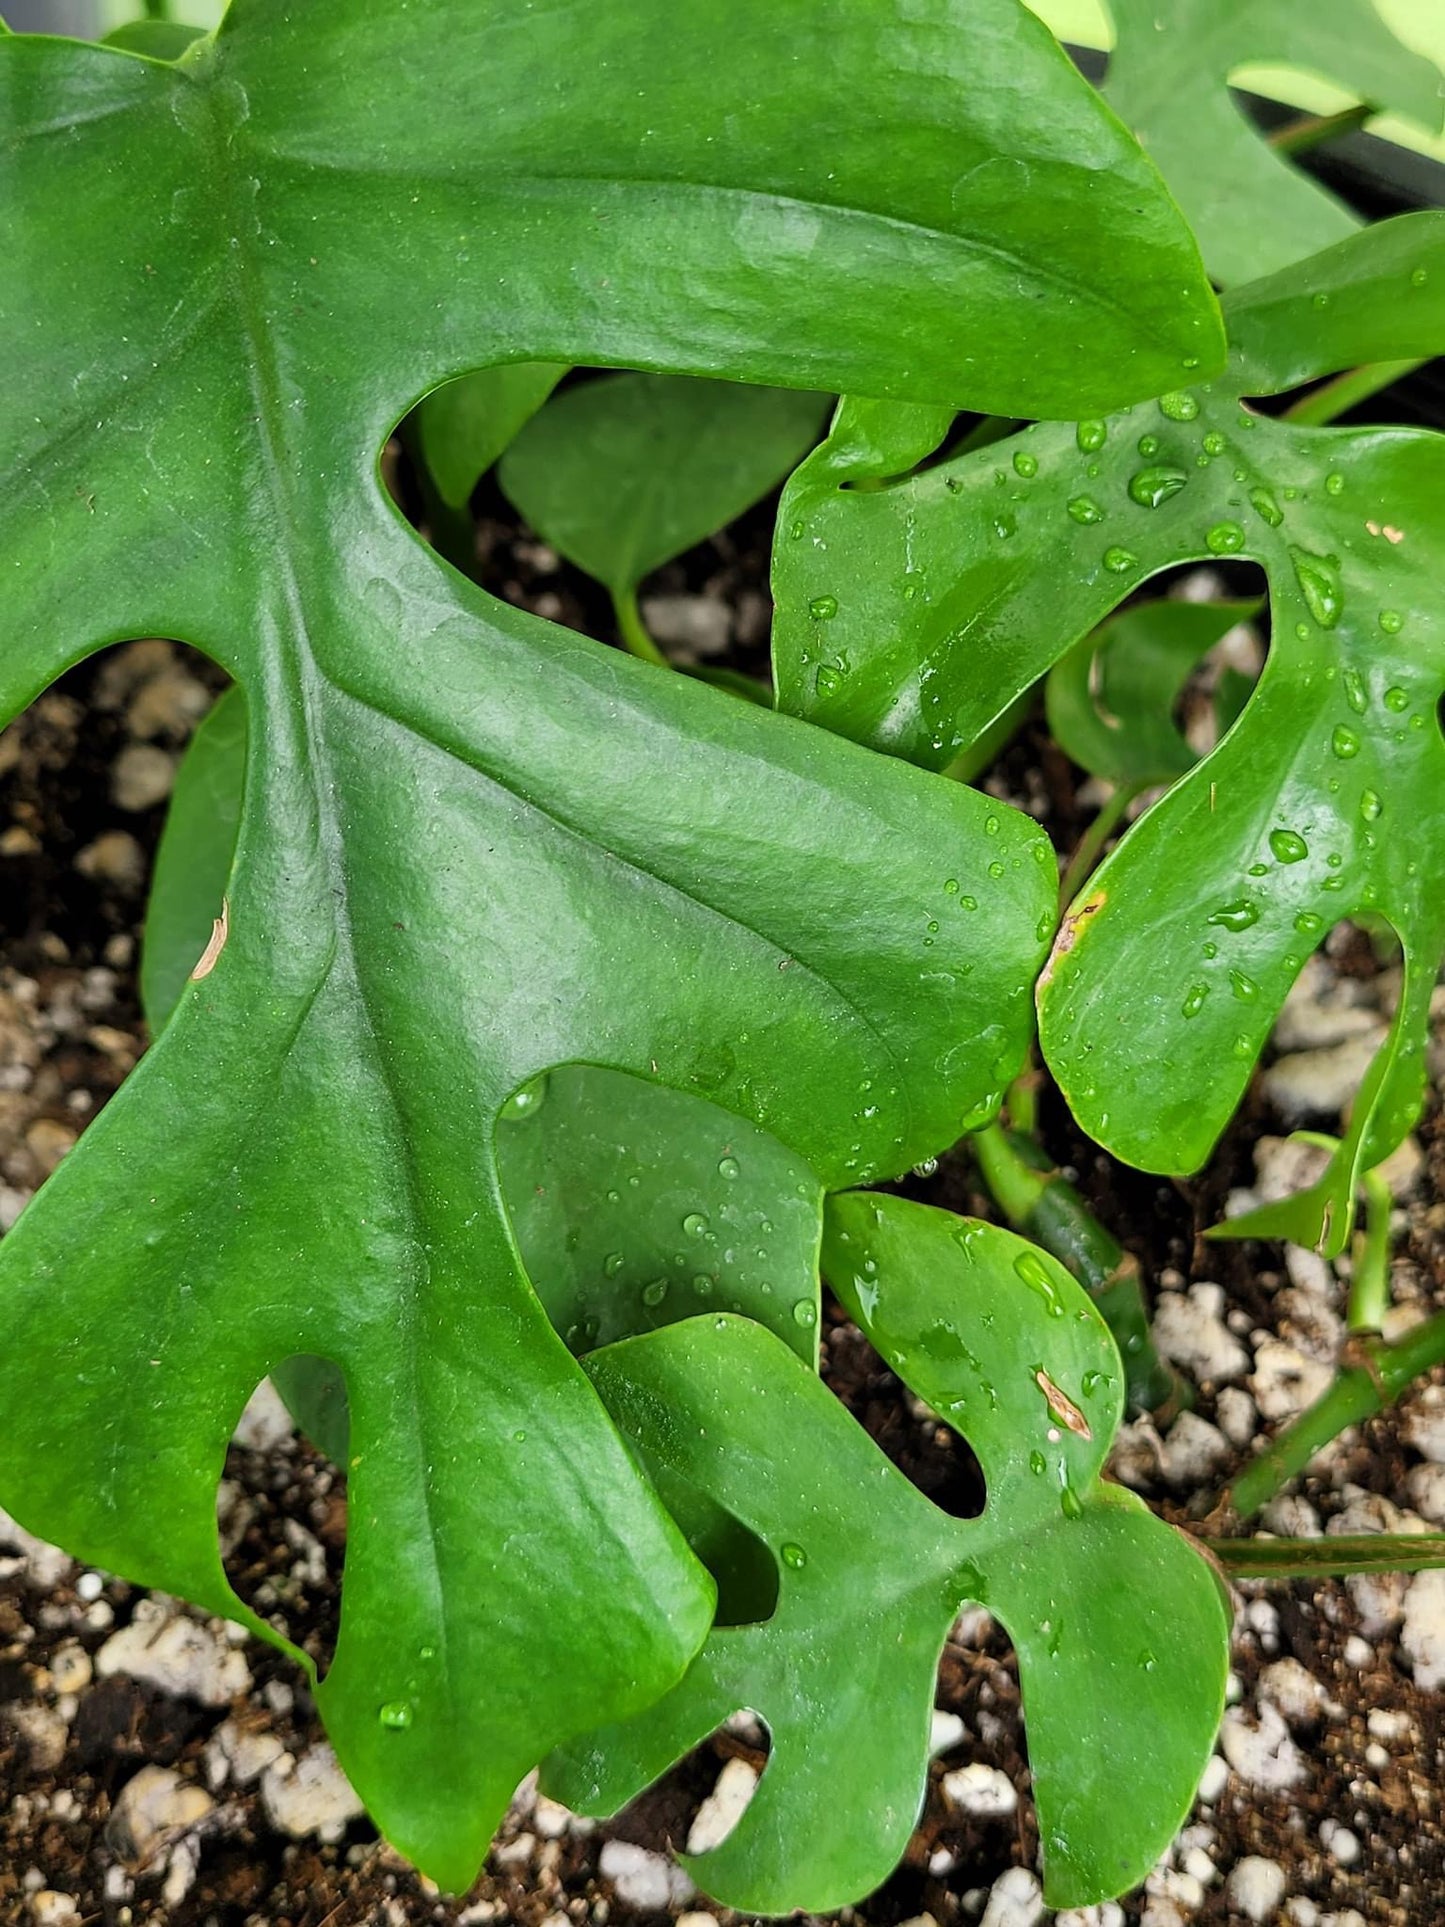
[1102, 0, 1444, 284]
[500, 372, 830, 600]
[3, 0, 1194, 1882]
[416, 362, 568, 510]
[1045, 598, 1259, 787]
[774, 214, 1445, 1250]
[548, 1196, 1228, 1913]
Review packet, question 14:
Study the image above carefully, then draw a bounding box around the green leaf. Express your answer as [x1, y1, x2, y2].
[774, 213, 1445, 1252]
[499, 372, 831, 601]
[548, 1196, 1228, 1914]
[1045, 597, 1260, 788]
[415, 361, 568, 510]
[141, 682, 245, 1033]
[1, 0, 1177, 1882]
[103, 21, 209, 59]
[1101, 0, 1445, 285]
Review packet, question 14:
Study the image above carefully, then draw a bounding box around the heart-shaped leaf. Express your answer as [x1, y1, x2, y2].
[1102, 0, 1444, 284]
[547, 1196, 1228, 1914]
[773, 212, 1445, 1251]
[3, 0, 1207, 1883]
[1045, 597, 1260, 788]
[416, 362, 569, 510]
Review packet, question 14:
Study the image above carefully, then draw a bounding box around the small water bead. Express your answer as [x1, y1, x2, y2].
[985, 813, 1001, 836]
[1249, 485, 1283, 528]
[1247, 862, 1269, 877]
[514, 1428, 527, 1442]
[1294, 621, 1310, 642]
[1181, 983, 1209, 1019]
[987, 861, 1005, 880]
[1313, 292, 1331, 309]
[1325, 471, 1345, 496]
[790, 519, 805, 539]
[1208, 899, 1259, 931]
[1361, 789, 1383, 822]
[1202, 941, 1218, 960]
[1385, 685, 1409, 711]
[780, 1542, 808, 1570]
[1270, 828, 1309, 864]
[1103, 546, 1139, 573]
[1331, 725, 1361, 759]
[1380, 610, 1404, 635]
[992, 514, 1016, 541]
[1201, 430, 1227, 457]
[1059, 1482, 1084, 1522]
[1326, 851, 1344, 868]
[419, 1645, 437, 1662]
[1342, 668, 1368, 713]
[682, 1211, 710, 1239]
[1294, 910, 1323, 935]
[815, 664, 841, 696]
[718, 1155, 740, 1180]
[1412, 265, 1430, 288]
[1137, 433, 1161, 458]
[1206, 520, 1246, 555]
[792, 1298, 818, 1328]
[1013, 448, 1039, 478]
[1159, 390, 1201, 422]
[809, 594, 839, 621]
[1077, 419, 1107, 452]
[1289, 546, 1343, 628]
[1127, 464, 1189, 508]
[641, 1278, 669, 1308]
[962, 894, 978, 911]
[1229, 969, 1259, 1003]
[502, 1077, 546, 1118]
[603, 1251, 625, 1278]
[1029, 1449, 1048, 1476]
[693, 1273, 715, 1296]
[1068, 494, 1104, 524]
[379, 1701, 414, 1731]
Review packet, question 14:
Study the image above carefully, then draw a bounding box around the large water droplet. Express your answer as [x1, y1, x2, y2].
[1181, 983, 1209, 1019]
[1342, 668, 1368, 714]
[814, 663, 842, 696]
[1379, 609, 1404, 636]
[1206, 521, 1246, 555]
[1060, 1482, 1084, 1521]
[792, 1298, 818, 1329]
[682, 1211, 710, 1239]
[1013, 448, 1038, 479]
[1159, 391, 1201, 422]
[1360, 789, 1383, 822]
[1229, 969, 1259, 1003]
[1067, 495, 1104, 525]
[1324, 471, 1345, 496]
[641, 1278, 669, 1308]
[1127, 464, 1188, 509]
[1029, 1449, 1047, 1476]
[1249, 485, 1283, 528]
[1103, 545, 1139, 573]
[718, 1155, 740, 1180]
[1208, 899, 1259, 932]
[809, 594, 839, 621]
[1202, 430, 1227, 457]
[781, 1541, 808, 1570]
[1289, 547, 1342, 628]
[1269, 828, 1309, 864]
[603, 1251, 625, 1278]
[1076, 419, 1107, 452]
[1294, 910, 1323, 935]
[1331, 725, 1361, 759]
[502, 1076, 547, 1119]
[1013, 1249, 1065, 1316]
[379, 1701, 414, 1730]
[1137, 433, 1161, 458]
[1385, 685, 1409, 712]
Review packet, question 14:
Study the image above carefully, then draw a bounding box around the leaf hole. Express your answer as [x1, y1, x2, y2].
[822, 1310, 987, 1521]
[219, 1367, 348, 1683]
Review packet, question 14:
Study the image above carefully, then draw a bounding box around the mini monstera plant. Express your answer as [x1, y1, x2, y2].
[3, 0, 1444, 1914]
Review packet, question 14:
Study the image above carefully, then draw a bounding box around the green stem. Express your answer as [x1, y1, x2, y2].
[1283, 358, 1426, 428]
[1223, 1311, 1445, 1525]
[142, 0, 171, 16]
[1347, 1166, 1393, 1335]
[612, 585, 670, 669]
[1206, 1532, 1445, 1579]
[1057, 779, 1146, 911]
[1266, 102, 1373, 157]
[972, 1122, 1183, 1414]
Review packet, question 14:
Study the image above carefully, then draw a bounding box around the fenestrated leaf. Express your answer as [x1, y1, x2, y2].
[0, 0, 1195, 1884]
[547, 1196, 1228, 1914]
[415, 361, 568, 510]
[773, 212, 1445, 1253]
[1101, 0, 1445, 285]
[499, 372, 831, 632]
[1045, 597, 1260, 788]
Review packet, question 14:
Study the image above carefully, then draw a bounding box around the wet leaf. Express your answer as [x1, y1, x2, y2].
[547, 1195, 1228, 1914]
[1102, 0, 1444, 284]
[1, 0, 1198, 1883]
[773, 212, 1445, 1251]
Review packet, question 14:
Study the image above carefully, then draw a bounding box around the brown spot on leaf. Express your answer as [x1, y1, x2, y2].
[1038, 888, 1105, 991]
[190, 896, 230, 982]
[1035, 1368, 1092, 1440]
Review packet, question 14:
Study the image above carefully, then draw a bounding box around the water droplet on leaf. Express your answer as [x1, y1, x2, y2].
[1208, 899, 1259, 931]
[1127, 464, 1188, 508]
[1269, 828, 1309, 864]
[1067, 494, 1103, 524]
[809, 594, 839, 621]
[1206, 520, 1245, 555]
[1159, 391, 1200, 422]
